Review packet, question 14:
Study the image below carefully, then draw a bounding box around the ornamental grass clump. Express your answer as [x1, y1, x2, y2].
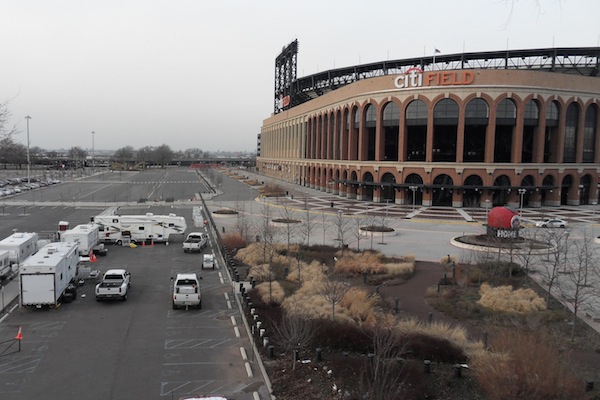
[285, 260, 326, 283]
[281, 280, 377, 324]
[235, 243, 290, 269]
[333, 252, 414, 276]
[477, 283, 546, 313]
[255, 281, 286, 304]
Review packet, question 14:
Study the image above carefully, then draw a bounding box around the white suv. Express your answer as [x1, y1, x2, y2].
[172, 273, 202, 309]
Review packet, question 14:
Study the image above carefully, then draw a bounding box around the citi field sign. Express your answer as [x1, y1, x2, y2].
[394, 67, 474, 89]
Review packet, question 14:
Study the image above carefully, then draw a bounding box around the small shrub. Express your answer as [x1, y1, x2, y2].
[220, 232, 246, 250]
[403, 333, 468, 363]
[439, 255, 457, 265]
[312, 318, 371, 351]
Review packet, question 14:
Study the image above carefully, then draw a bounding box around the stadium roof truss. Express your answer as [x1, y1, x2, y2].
[275, 47, 600, 113]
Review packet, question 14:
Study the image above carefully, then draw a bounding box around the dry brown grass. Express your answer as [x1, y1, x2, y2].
[473, 330, 586, 400]
[285, 259, 326, 283]
[333, 252, 414, 276]
[235, 242, 290, 270]
[478, 283, 547, 313]
[255, 281, 285, 304]
[281, 279, 377, 324]
[220, 232, 246, 250]
[258, 184, 285, 197]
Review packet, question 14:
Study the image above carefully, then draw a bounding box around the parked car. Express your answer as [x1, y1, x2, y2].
[535, 218, 568, 228]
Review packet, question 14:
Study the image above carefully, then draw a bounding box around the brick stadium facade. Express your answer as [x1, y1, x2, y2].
[257, 47, 600, 209]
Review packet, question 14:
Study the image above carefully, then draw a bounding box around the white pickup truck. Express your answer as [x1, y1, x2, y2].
[95, 269, 131, 301]
[182, 232, 208, 253]
[172, 273, 202, 309]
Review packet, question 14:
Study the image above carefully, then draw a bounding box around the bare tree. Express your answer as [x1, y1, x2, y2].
[0, 100, 17, 139]
[333, 209, 352, 254]
[512, 227, 541, 282]
[68, 146, 87, 168]
[362, 204, 378, 250]
[254, 202, 279, 302]
[299, 206, 316, 247]
[153, 144, 173, 168]
[351, 211, 366, 252]
[556, 228, 599, 341]
[360, 319, 407, 400]
[234, 200, 251, 243]
[136, 146, 155, 168]
[320, 278, 350, 320]
[272, 310, 315, 370]
[278, 203, 298, 252]
[113, 146, 135, 167]
[320, 211, 330, 245]
[538, 228, 571, 305]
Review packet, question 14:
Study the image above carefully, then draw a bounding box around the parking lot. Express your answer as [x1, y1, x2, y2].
[0, 239, 265, 400]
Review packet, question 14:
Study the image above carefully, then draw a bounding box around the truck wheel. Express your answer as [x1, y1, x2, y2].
[116, 240, 122, 245]
[122, 293, 128, 301]
[172, 302, 177, 310]
[198, 300, 202, 310]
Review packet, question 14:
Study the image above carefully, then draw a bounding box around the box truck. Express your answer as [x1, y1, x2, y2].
[20, 242, 79, 308]
[60, 224, 100, 256]
[0, 232, 39, 265]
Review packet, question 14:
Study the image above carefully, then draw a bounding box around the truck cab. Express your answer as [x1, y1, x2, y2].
[172, 273, 202, 309]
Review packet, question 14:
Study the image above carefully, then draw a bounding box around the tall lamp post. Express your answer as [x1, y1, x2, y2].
[25, 115, 31, 184]
[409, 185, 418, 211]
[518, 188, 527, 216]
[91, 131, 95, 174]
[592, 201, 597, 238]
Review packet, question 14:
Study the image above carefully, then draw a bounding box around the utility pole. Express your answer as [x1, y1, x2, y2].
[25, 116, 31, 184]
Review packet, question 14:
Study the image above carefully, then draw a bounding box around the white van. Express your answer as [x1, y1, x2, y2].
[172, 273, 202, 309]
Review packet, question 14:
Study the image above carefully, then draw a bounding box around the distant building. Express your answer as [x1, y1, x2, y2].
[257, 46, 600, 208]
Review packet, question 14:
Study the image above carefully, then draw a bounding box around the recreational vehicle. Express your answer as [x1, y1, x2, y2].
[0, 232, 39, 266]
[93, 213, 187, 244]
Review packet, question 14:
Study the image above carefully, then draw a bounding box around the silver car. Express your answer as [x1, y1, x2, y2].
[535, 218, 568, 228]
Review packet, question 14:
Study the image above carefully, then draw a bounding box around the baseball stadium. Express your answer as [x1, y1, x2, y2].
[257, 41, 600, 209]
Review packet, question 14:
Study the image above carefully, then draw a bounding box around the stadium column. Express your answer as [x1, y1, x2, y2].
[511, 101, 525, 164]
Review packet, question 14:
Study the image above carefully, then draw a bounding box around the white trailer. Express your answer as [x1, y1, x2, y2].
[0, 250, 11, 279]
[0, 232, 39, 266]
[93, 213, 187, 244]
[20, 242, 79, 307]
[60, 224, 100, 256]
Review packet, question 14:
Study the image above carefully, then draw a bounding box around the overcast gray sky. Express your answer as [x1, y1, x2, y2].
[1, 0, 598, 153]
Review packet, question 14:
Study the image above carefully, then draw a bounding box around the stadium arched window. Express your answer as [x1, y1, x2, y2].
[564, 103, 579, 163]
[465, 98, 489, 123]
[382, 102, 400, 127]
[496, 98, 516, 125]
[406, 99, 427, 126]
[583, 105, 597, 163]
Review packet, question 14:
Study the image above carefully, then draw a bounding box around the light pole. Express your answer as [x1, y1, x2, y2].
[91, 131, 95, 174]
[518, 188, 527, 216]
[485, 199, 490, 221]
[592, 201, 597, 238]
[409, 186, 418, 211]
[25, 115, 31, 184]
